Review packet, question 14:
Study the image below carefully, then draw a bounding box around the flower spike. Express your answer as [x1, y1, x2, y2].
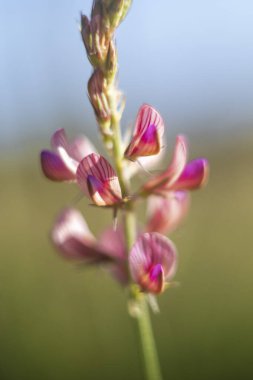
[41, 129, 96, 182]
[124, 104, 164, 161]
[129, 232, 177, 294]
[77, 153, 122, 206]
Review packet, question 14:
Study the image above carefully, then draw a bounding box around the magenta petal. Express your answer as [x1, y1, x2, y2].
[40, 150, 76, 181]
[124, 104, 164, 160]
[172, 158, 209, 191]
[146, 191, 190, 234]
[135, 104, 164, 141]
[149, 264, 163, 281]
[51, 208, 112, 262]
[148, 264, 164, 294]
[77, 153, 122, 206]
[129, 232, 177, 294]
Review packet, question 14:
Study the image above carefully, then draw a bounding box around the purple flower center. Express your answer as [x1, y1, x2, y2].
[141, 124, 157, 144]
[149, 264, 163, 282]
[87, 175, 103, 196]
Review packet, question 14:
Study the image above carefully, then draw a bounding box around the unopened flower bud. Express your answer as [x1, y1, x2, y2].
[119, 0, 132, 23]
[80, 14, 92, 53]
[102, 0, 132, 29]
[105, 0, 125, 29]
[91, 0, 104, 18]
[88, 69, 111, 122]
[105, 41, 117, 81]
[81, 13, 110, 65]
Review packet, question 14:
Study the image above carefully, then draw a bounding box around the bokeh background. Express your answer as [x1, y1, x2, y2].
[1, 1, 253, 379]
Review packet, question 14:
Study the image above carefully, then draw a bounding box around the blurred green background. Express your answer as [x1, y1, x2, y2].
[1, 1, 253, 379]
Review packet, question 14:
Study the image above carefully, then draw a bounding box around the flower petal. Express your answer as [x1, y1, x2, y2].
[68, 136, 97, 163]
[172, 158, 209, 191]
[142, 135, 188, 195]
[146, 191, 190, 234]
[148, 264, 164, 294]
[124, 104, 164, 160]
[51, 208, 112, 262]
[129, 232, 177, 294]
[51, 129, 78, 174]
[51, 128, 69, 151]
[40, 150, 76, 181]
[77, 153, 122, 206]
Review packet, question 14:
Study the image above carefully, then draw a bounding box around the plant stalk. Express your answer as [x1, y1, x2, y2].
[136, 295, 163, 380]
[109, 86, 163, 380]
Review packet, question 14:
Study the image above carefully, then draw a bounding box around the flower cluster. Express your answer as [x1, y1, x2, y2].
[41, 104, 209, 295]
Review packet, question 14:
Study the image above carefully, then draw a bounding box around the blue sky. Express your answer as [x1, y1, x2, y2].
[1, 0, 253, 146]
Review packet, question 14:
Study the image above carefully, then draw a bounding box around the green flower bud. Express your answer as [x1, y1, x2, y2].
[105, 41, 117, 82]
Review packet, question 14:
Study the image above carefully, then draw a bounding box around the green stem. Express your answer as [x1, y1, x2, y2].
[109, 88, 163, 380]
[111, 110, 128, 196]
[136, 295, 163, 380]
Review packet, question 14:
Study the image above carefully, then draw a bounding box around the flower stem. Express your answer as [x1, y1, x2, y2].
[109, 90, 163, 380]
[83, 1, 163, 379]
[136, 295, 163, 380]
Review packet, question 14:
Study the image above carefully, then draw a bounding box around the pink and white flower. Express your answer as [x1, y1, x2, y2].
[51, 208, 128, 284]
[129, 232, 177, 294]
[77, 153, 122, 206]
[141, 135, 209, 196]
[41, 129, 96, 181]
[124, 104, 164, 161]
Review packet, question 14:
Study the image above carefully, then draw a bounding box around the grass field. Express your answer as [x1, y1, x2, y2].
[0, 134, 253, 380]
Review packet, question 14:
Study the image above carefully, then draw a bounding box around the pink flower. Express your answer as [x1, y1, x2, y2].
[51, 208, 128, 284]
[129, 233, 177, 294]
[141, 135, 209, 196]
[124, 104, 164, 161]
[77, 153, 122, 206]
[146, 191, 190, 234]
[51, 208, 112, 263]
[40, 129, 96, 181]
